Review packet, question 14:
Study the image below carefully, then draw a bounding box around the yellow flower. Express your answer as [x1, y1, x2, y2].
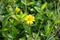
[15, 7, 20, 12]
[25, 15, 35, 24]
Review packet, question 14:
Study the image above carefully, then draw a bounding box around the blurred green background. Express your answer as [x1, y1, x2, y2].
[0, 0, 60, 40]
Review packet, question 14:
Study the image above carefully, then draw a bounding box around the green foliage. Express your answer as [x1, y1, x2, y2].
[0, 0, 60, 40]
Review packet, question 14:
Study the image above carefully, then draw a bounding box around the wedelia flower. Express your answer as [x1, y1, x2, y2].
[25, 15, 35, 24]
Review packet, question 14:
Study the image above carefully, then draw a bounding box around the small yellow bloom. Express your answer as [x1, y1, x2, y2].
[25, 15, 35, 24]
[15, 7, 20, 12]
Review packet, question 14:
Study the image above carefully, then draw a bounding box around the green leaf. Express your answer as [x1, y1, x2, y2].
[0, 15, 4, 22]
[55, 20, 60, 24]
[7, 34, 13, 39]
[11, 15, 19, 21]
[21, 0, 27, 5]
[27, 36, 32, 40]
[11, 26, 19, 38]
[23, 24, 31, 35]
[45, 21, 51, 40]
[27, 2, 35, 5]
[19, 37, 26, 40]
[40, 2, 47, 10]
[33, 33, 41, 40]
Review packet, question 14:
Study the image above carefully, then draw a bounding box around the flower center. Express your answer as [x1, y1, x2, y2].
[28, 18, 32, 21]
